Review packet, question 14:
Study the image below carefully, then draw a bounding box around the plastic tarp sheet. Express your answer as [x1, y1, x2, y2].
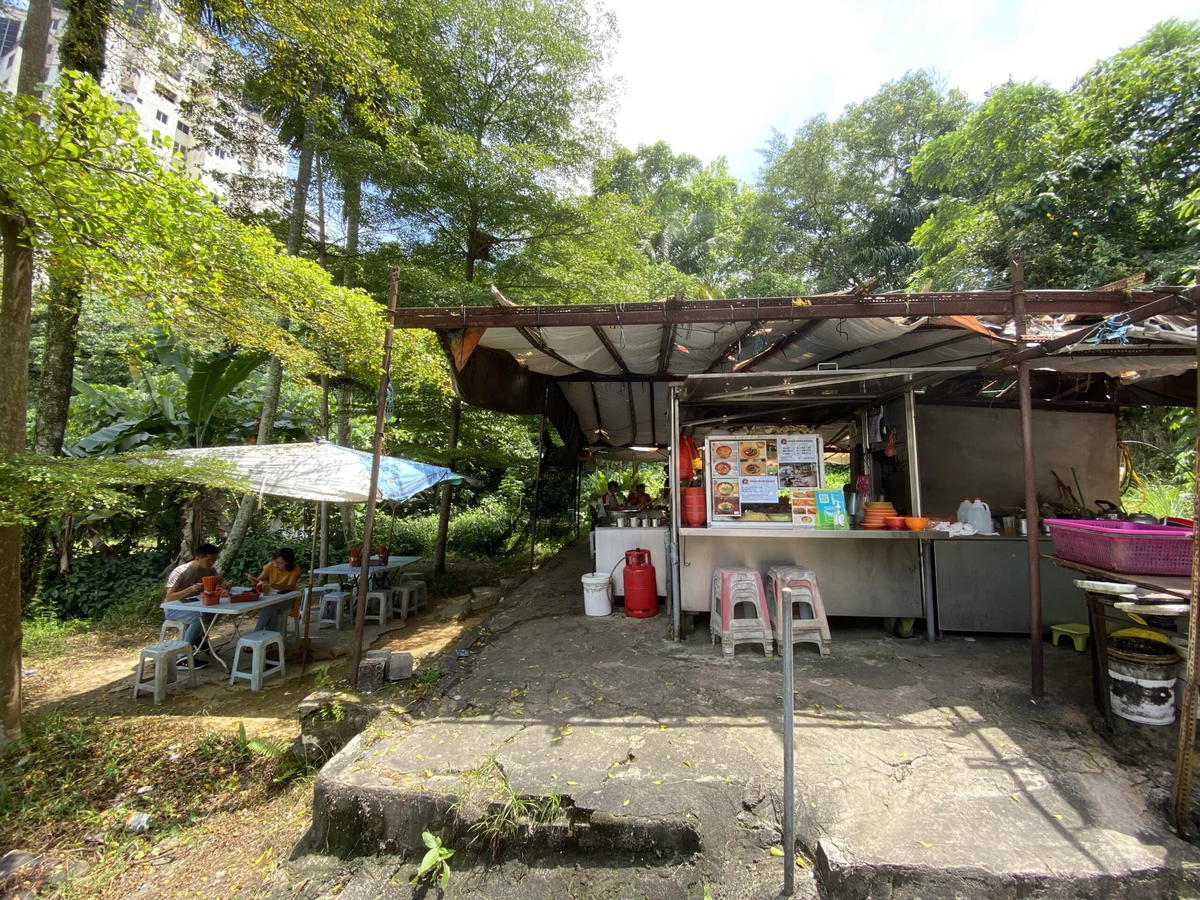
[163, 441, 462, 503]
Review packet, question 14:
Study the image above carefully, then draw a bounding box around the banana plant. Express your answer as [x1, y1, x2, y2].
[67, 330, 268, 456]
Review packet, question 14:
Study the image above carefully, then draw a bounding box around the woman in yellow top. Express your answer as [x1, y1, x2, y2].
[254, 548, 302, 632]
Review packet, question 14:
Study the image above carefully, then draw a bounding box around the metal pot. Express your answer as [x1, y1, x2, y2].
[1095, 499, 1162, 524]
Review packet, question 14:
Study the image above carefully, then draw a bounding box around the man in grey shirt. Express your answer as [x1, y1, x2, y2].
[164, 543, 225, 668]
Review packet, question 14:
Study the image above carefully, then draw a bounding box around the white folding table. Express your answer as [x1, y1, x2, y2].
[161, 589, 300, 671]
[312, 557, 421, 592]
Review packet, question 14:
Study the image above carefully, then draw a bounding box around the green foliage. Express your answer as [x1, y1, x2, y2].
[36, 548, 170, 620]
[20, 617, 89, 659]
[758, 70, 971, 292]
[910, 21, 1200, 288]
[447, 504, 516, 558]
[0, 73, 386, 379]
[415, 830, 454, 889]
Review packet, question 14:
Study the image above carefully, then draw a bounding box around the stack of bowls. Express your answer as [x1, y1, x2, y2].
[862, 501, 898, 529]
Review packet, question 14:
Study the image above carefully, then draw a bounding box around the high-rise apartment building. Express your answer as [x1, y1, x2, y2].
[0, 1, 288, 203]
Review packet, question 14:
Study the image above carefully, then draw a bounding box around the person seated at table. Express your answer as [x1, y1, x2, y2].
[163, 542, 225, 669]
[628, 483, 653, 510]
[253, 547, 302, 633]
[600, 481, 624, 512]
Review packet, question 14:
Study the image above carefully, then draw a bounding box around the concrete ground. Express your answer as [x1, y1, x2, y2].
[295, 539, 1200, 898]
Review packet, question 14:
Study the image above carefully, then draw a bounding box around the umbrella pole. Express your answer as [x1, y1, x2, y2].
[350, 268, 400, 688]
[298, 500, 320, 665]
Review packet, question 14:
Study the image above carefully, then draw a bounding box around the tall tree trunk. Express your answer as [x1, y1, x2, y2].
[336, 175, 362, 544]
[433, 398, 461, 575]
[22, 0, 113, 603]
[0, 0, 54, 750]
[318, 374, 329, 567]
[219, 132, 316, 571]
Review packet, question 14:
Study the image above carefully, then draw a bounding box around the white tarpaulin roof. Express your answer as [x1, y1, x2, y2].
[164, 441, 463, 504]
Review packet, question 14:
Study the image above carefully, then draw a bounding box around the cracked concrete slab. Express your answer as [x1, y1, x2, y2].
[300, 539, 1200, 897]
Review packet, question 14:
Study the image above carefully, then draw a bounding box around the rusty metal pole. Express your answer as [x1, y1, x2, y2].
[349, 268, 400, 688]
[1169, 273, 1200, 835]
[1010, 249, 1045, 698]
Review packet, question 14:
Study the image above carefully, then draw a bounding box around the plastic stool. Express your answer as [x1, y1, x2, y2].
[317, 591, 350, 630]
[229, 630, 285, 691]
[364, 590, 391, 626]
[766, 565, 832, 657]
[400, 574, 427, 611]
[133, 640, 194, 704]
[1051, 623, 1090, 652]
[390, 584, 418, 624]
[160, 618, 188, 642]
[710, 567, 774, 658]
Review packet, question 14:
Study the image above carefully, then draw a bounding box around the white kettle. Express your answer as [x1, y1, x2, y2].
[967, 498, 993, 534]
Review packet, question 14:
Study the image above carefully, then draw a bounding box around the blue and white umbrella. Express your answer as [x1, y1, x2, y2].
[164, 440, 463, 504]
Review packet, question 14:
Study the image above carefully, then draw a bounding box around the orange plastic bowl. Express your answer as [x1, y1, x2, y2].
[905, 516, 930, 531]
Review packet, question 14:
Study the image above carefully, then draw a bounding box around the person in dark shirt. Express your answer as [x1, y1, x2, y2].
[163, 543, 225, 668]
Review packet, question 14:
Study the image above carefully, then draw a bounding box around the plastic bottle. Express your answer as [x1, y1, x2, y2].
[955, 497, 972, 526]
[968, 498, 992, 533]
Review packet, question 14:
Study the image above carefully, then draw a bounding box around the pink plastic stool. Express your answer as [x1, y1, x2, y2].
[767, 565, 831, 657]
[710, 567, 773, 658]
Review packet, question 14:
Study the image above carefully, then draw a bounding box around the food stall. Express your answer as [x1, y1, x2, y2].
[669, 369, 1117, 636]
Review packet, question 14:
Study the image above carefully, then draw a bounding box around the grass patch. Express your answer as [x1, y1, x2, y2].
[22, 618, 90, 659]
[0, 712, 312, 855]
[450, 755, 562, 855]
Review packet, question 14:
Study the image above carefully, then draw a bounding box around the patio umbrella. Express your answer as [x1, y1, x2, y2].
[162, 440, 463, 503]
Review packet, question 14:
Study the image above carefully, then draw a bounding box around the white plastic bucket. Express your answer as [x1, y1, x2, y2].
[582, 573, 613, 616]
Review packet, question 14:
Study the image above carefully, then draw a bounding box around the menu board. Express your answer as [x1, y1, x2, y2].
[706, 433, 824, 525]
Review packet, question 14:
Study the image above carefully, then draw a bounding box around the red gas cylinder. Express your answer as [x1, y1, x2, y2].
[622, 548, 658, 618]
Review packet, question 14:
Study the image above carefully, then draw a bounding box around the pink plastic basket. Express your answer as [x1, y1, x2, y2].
[1045, 519, 1193, 576]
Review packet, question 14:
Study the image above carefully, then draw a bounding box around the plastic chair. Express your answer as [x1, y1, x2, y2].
[710, 567, 774, 658]
[766, 565, 832, 657]
[1051, 623, 1090, 652]
[160, 618, 188, 643]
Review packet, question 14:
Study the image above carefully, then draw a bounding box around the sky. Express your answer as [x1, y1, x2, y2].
[602, 0, 1200, 183]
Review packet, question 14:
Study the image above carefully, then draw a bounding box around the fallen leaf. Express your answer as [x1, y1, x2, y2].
[917, 841, 933, 848]
[682, 760, 692, 767]
[623, 798, 630, 806]
[769, 847, 784, 857]
[567, 780, 580, 786]
[652, 779, 662, 785]
[795, 856, 807, 868]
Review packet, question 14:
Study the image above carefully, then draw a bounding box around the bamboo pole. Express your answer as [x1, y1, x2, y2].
[349, 269, 400, 687]
[1010, 250, 1044, 698]
[1169, 269, 1200, 835]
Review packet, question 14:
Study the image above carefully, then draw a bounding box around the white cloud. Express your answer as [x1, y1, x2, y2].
[602, 0, 1198, 181]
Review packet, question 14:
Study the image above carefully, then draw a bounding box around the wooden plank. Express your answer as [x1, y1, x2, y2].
[389, 290, 1174, 330]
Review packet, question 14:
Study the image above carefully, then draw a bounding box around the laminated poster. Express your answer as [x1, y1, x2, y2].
[739, 476, 779, 504]
[777, 436, 819, 463]
[815, 490, 849, 529]
[791, 488, 816, 528]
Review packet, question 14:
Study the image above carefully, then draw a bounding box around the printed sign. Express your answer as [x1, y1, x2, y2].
[777, 436, 819, 463]
[739, 476, 779, 504]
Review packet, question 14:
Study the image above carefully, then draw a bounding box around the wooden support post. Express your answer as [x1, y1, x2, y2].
[349, 269, 399, 687]
[1010, 250, 1044, 698]
[528, 389, 548, 573]
[1170, 270, 1200, 836]
[433, 398, 461, 575]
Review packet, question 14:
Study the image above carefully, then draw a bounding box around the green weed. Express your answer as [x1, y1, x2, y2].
[21, 617, 88, 658]
[414, 830, 454, 890]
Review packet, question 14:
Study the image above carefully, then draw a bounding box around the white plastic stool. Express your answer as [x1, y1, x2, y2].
[160, 618, 188, 642]
[364, 590, 391, 626]
[400, 574, 427, 611]
[133, 640, 194, 704]
[390, 584, 419, 623]
[317, 591, 350, 630]
[229, 630, 285, 691]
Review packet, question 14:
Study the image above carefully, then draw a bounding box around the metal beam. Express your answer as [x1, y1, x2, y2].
[591, 325, 631, 374]
[390, 290, 1172, 330]
[704, 320, 761, 373]
[980, 293, 1192, 371]
[588, 383, 606, 443]
[648, 382, 657, 446]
